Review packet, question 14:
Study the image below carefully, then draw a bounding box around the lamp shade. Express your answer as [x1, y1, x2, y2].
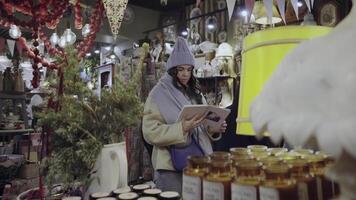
[253, 1, 282, 24]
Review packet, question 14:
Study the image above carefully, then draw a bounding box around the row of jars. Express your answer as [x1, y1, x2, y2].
[65, 183, 181, 200]
[182, 145, 339, 200]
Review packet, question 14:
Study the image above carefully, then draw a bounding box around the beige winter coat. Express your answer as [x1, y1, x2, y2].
[142, 95, 188, 170]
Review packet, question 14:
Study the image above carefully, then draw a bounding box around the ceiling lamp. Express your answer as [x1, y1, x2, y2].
[64, 28, 77, 45]
[82, 23, 91, 37]
[9, 25, 22, 39]
[50, 32, 59, 46]
[252, 1, 282, 25]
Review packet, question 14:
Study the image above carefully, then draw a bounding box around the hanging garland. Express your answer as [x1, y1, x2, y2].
[0, 0, 105, 88]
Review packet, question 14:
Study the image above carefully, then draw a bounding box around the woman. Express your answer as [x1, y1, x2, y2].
[142, 37, 227, 193]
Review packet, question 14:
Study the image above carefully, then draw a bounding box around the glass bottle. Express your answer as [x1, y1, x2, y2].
[183, 156, 210, 200]
[286, 159, 317, 200]
[203, 160, 233, 200]
[231, 160, 263, 200]
[259, 164, 298, 200]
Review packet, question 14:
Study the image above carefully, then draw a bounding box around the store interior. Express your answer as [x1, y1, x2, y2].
[0, 0, 355, 199]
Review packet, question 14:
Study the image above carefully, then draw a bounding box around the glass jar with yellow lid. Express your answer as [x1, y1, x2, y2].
[259, 164, 298, 200]
[203, 160, 232, 200]
[285, 158, 317, 200]
[231, 160, 264, 200]
[182, 156, 210, 200]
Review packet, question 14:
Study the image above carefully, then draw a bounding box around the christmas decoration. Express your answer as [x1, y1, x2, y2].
[37, 46, 143, 191]
[102, 0, 128, 39]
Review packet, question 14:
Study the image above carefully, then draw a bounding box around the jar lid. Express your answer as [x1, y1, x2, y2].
[267, 148, 288, 156]
[62, 197, 82, 200]
[97, 198, 116, 200]
[230, 147, 250, 155]
[91, 192, 110, 198]
[258, 156, 283, 166]
[247, 145, 268, 152]
[143, 188, 162, 195]
[137, 197, 158, 200]
[132, 184, 150, 191]
[113, 186, 132, 194]
[159, 191, 180, 199]
[118, 192, 139, 200]
[290, 148, 314, 155]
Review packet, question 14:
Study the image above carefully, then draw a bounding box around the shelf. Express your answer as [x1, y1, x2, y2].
[0, 129, 34, 134]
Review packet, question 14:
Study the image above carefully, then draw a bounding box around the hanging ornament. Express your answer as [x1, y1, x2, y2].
[245, 0, 255, 23]
[226, 0, 237, 21]
[58, 36, 67, 48]
[263, 0, 273, 24]
[276, 0, 287, 24]
[304, 0, 311, 12]
[64, 29, 77, 45]
[50, 32, 59, 46]
[9, 25, 22, 39]
[82, 23, 91, 37]
[102, 0, 128, 39]
[290, 0, 299, 20]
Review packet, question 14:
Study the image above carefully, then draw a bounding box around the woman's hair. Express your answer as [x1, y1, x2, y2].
[168, 66, 203, 104]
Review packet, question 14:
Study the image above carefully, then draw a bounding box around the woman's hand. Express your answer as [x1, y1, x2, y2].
[182, 112, 207, 134]
[207, 121, 227, 133]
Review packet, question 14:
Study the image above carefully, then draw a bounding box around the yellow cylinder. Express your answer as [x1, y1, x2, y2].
[237, 26, 331, 136]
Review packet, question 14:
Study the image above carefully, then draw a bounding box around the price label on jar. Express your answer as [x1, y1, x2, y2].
[203, 180, 224, 200]
[182, 174, 201, 200]
[259, 187, 279, 200]
[231, 184, 257, 200]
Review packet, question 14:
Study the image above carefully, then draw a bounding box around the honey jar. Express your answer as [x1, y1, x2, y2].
[209, 151, 231, 161]
[230, 147, 250, 156]
[259, 164, 298, 200]
[203, 160, 232, 200]
[286, 159, 317, 200]
[183, 156, 210, 200]
[231, 160, 263, 200]
[306, 154, 336, 200]
[258, 156, 283, 167]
